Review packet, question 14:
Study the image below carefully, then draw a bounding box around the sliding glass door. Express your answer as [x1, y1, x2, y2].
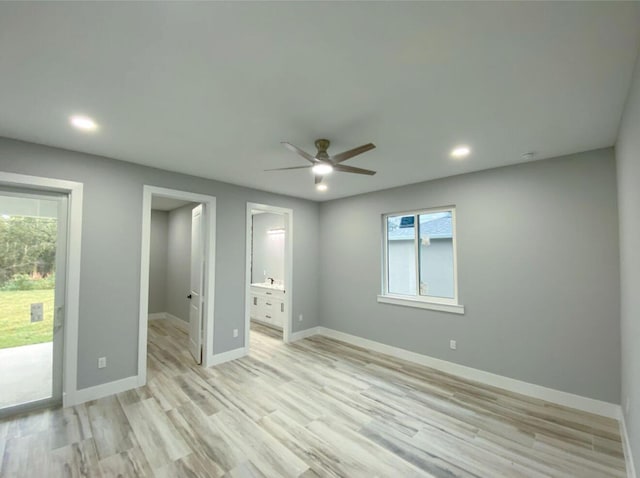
[0, 188, 67, 415]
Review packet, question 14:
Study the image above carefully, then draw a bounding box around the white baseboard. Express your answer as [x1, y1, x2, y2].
[67, 376, 139, 406]
[164, 312, 188, 331]
[315, 327, 621, 420]
[209, 347, 247, 366]
[621, 414, 637, 478]
[290, 326, 321, 342]
[148, 312, 166, 320]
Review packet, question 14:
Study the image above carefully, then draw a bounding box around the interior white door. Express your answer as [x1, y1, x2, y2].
[188, 204, 205, 364]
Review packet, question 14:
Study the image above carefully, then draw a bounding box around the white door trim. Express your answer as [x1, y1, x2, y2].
[139, 186, 216, 385]
[245, 202, 293, 348]
[0, 171, 83, 408]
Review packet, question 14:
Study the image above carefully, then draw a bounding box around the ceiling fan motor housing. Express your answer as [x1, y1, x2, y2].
[315, 139, 331, 161]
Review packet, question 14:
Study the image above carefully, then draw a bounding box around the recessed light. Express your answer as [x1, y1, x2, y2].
[311, 163, 333, 175]
[316, 183, 328, 192]
[70, 115, 98, 131]
[450, 145, 471, 159]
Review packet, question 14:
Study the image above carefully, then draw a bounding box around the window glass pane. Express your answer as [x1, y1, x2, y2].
[387, 215, 416, 295]
[418, 211, 454, 299]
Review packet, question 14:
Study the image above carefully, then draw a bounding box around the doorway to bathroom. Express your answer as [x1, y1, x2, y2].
[245, 203, 293, 350]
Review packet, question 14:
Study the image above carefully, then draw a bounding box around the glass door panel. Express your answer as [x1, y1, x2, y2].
[0, 189, 67, 414]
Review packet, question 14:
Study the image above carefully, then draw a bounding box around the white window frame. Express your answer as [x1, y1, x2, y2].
[378, 205, 464, 315]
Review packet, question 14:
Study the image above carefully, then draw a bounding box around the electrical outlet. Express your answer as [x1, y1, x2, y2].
[449, 340, 457, 350]
[233, 329, 238, 338]
[298, 314, 303, 322]
[98, 357, 107, 369]
[30, 303, 44, 323]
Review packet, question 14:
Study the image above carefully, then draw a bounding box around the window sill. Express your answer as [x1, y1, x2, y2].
[377, 295, 465, 315]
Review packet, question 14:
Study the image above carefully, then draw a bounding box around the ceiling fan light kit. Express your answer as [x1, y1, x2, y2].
[311, 163, 333, 175]
[266, 138, 377, 188]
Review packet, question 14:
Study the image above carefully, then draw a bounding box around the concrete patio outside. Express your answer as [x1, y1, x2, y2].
[0, 342, 52, 409]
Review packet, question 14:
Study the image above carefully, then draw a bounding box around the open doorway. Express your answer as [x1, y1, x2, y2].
[148, 197, 201, 364]
[138, 186, 216, 385]
[245, 203, 293, 351]
[0, 188, 67, 415]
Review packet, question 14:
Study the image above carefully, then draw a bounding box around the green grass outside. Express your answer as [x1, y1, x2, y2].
[0, 289, 55, 349]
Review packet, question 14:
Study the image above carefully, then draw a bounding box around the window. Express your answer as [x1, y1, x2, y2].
[379, 206, 464, 314]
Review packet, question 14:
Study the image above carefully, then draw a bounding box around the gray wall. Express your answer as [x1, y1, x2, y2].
[616, 50, 640, 472]
[0, 137, 320, 389]
[166, 203, 194, 322]
[319, 149, 620, 403]
[251, 212, 285, 284]
[0, 134, 624, 407]
[148, 210, 168, 314]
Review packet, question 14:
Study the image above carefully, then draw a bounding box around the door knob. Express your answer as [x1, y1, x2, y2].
[187, 294, 192, 299]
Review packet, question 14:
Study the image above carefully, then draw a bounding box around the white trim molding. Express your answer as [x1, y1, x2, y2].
[0, 171, 83, 409]
[69, 376, 140, 406]
[621, 414, 637, 478]
[290, 326, 321, 342]
[148, 313, 166, 320]
[244, 203, 294, 349]
[377, 295, 465, 314]
[313, 327, 621, 419]
[209, 347, 247, 366]
[139, 185, 217, 387]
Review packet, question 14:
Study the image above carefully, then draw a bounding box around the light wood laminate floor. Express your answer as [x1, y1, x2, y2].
[0, 319, 627, 477]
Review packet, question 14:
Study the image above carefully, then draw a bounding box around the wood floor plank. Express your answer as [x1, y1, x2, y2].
[0, 319, 628, 477]
[259, 410, 352, 478]
[154, 452, 225, 478]
[166, 401, 241, 472]
[1, 431, 52, 476]
[307, 418, 432, 477]
[97, 446, 153, 477]
[223, 460, 268, 478]
[49, 437, 102, 478]
[120, 397, 191, 469]
[359, 419, 482, 478]
[85, 395, 138, 461]
[210, 408, 309, 478]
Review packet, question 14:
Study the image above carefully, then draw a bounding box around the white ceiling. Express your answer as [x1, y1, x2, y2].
[0, 2, 638, 201]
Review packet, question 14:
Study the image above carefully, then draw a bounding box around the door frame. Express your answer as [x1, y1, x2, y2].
[244, 202, 293, 348]
[0, 171, 83, 409]
[138, 185, 216, 384]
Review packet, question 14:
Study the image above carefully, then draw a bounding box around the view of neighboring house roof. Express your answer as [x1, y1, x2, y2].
[388, 214, 452, 240]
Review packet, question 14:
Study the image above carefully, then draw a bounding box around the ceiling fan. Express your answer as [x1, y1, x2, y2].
[265, 139, 376, 185]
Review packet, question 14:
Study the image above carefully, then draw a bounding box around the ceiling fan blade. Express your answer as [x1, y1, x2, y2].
[334, 164, 377, 175]
[281, 142, 317, 164]
[264, 165, 312, 171]
[315, 174, 323, 185]
[331, 143, 376, 163]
